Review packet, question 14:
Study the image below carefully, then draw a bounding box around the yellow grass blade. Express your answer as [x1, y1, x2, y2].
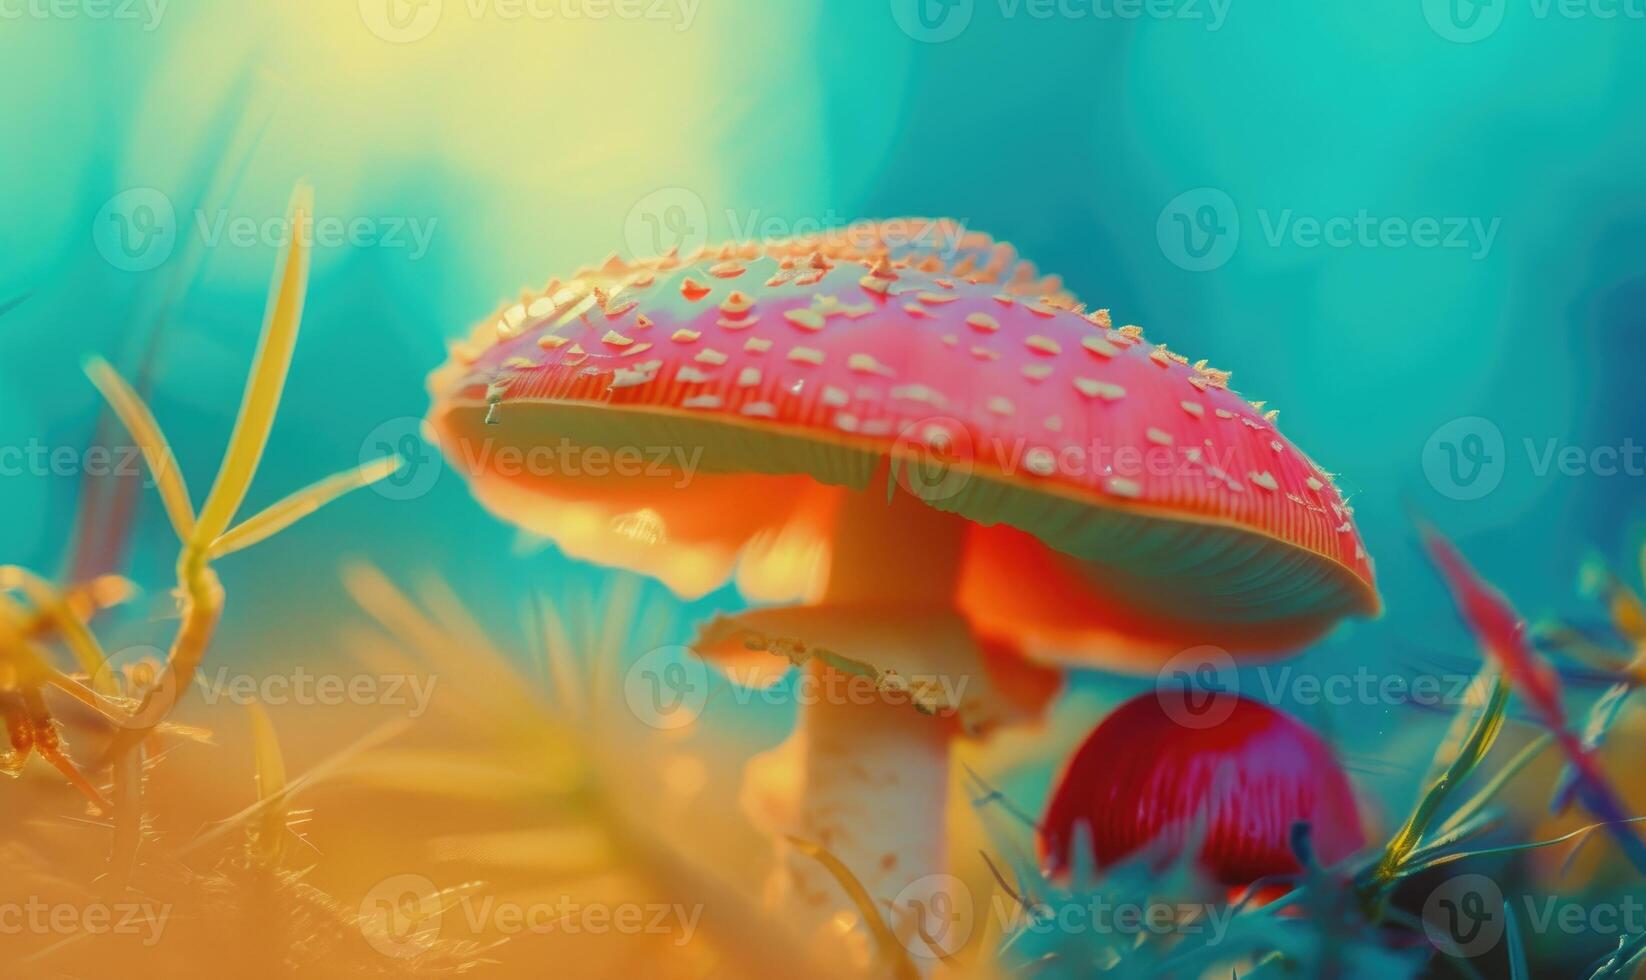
[82, 356, 195, 541]
[209, 455, 403, 559]
[246, 700, 289, 864]
[0, 566, 114, 682]
[193, 182, 313, 546]
[785, 836, 921, 980]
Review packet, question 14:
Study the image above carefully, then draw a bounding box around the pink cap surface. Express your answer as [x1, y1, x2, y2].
[428, 221, 1378, 664]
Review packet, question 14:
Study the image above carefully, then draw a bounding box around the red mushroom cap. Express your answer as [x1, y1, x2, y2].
[1039, 693, 1365, 886]
[427, 221, 1378, 665]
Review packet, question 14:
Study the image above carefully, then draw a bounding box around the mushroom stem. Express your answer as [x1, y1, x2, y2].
[760, 485, 967, 961]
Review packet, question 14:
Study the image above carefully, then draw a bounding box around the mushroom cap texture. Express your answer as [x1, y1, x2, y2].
[427, 220, 1378, 666]
[1039, 693, 1366, 886]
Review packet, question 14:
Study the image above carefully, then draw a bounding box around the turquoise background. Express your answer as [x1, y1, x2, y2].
[1, 3, 1643, 941]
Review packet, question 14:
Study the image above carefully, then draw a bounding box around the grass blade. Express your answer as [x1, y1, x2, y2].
[83, 356, 195, 541]
[209, 455, 402, 559]
[785, 836, 921, 980]
[193, 182, 313, 545]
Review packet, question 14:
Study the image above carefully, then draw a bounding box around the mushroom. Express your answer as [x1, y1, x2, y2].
[425, 220, 1377, 936]
[1040, 692, 1365, 887]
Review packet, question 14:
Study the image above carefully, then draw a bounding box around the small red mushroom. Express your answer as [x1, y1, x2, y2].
[1040, 692, 1365, 887]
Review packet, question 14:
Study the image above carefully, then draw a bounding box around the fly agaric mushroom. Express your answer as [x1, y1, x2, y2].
[1041, 692, 1365, 887]
[425, 220, 1377, 934]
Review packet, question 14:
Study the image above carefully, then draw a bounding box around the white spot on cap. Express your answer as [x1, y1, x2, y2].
[682, 394, 723, 409]
[788, 347, 825, 366]
[676, 366, 713, 383]
[784, 309, 826, 331]
[671, 329, 701, 343]
[1146, 428, 1174, 446]
[1081, 335, 1119, 359]
[744, 337, 772, 353]
[966, 313, 1000, 332]
[987, 396, 1015, 416]
[821, 386, 850, 407]
[1107, 477, 1143, 498]
[1024, 448, 1057, 476]
[1026, 335, 1061, 356]
[848, 353, 893, 376]
[1249, 471, 1279, 491]
[696, 348, 729, 366]
[737, 367, 762, 388]
[741, 402, 777, 418]
[1181, 400, 1205, 418]
[1074, 378, 1126, 401]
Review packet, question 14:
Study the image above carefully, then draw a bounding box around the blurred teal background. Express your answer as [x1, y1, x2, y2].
[1, 0, 1643, 842]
